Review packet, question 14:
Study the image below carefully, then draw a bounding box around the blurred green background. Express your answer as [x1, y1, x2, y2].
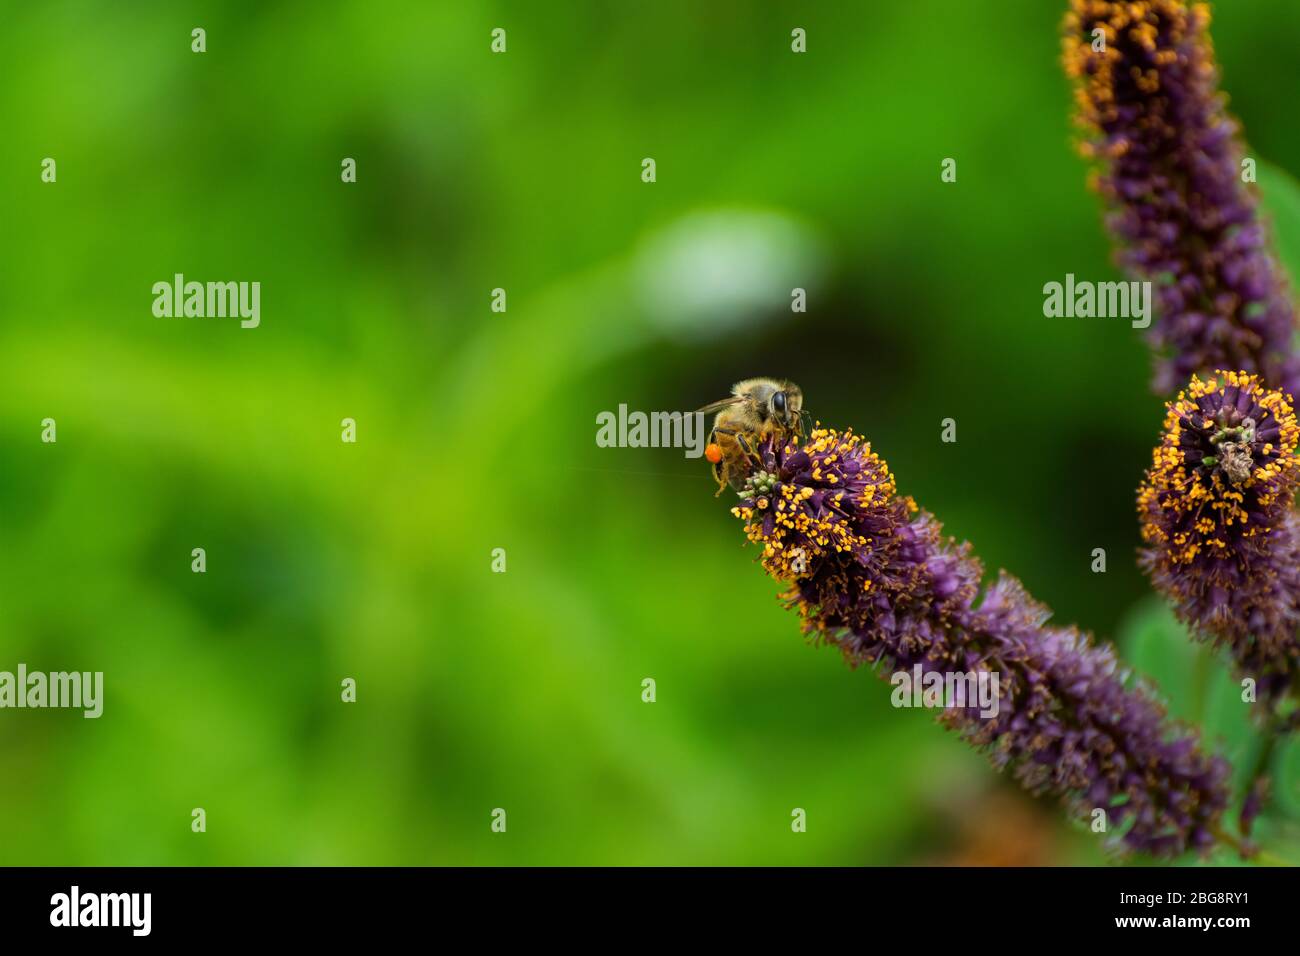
[3, 0, 1300, 865]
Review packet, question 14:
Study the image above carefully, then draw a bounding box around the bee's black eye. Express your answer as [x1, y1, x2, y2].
[772, 391, 788, 416]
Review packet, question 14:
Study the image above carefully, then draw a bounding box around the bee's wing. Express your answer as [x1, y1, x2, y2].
[695, 396, 746, 416]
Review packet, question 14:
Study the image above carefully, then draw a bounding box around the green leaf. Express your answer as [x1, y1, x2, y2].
[1120, 598, 1198, 715]
[1256, 161, 1300, 292]
[1274, 732, 1300, 819]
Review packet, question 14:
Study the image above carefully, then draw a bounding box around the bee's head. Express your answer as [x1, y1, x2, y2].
[769, 385, 803, 429]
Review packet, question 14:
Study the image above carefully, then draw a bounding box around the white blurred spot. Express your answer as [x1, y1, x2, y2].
[635, 208, 828, 341]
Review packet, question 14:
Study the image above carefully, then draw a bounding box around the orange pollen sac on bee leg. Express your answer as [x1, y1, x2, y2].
[705, 443, 723, 464]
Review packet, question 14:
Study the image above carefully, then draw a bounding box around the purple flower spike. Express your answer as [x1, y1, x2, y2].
[1064, 0, 1300, 395]
[729, 428, 1229, 857]
[1138, 371, 1300, 704]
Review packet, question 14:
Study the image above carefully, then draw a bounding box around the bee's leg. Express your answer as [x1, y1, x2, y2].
[713, 427, 762, 492]
[719, 428, 762, 469]
[711, 459, 728, 497]
[707, 428, 729, 497]
[735, 431, 758, 463]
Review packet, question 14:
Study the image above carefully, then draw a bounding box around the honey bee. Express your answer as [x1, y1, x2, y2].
[698, 378, 806, 495]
